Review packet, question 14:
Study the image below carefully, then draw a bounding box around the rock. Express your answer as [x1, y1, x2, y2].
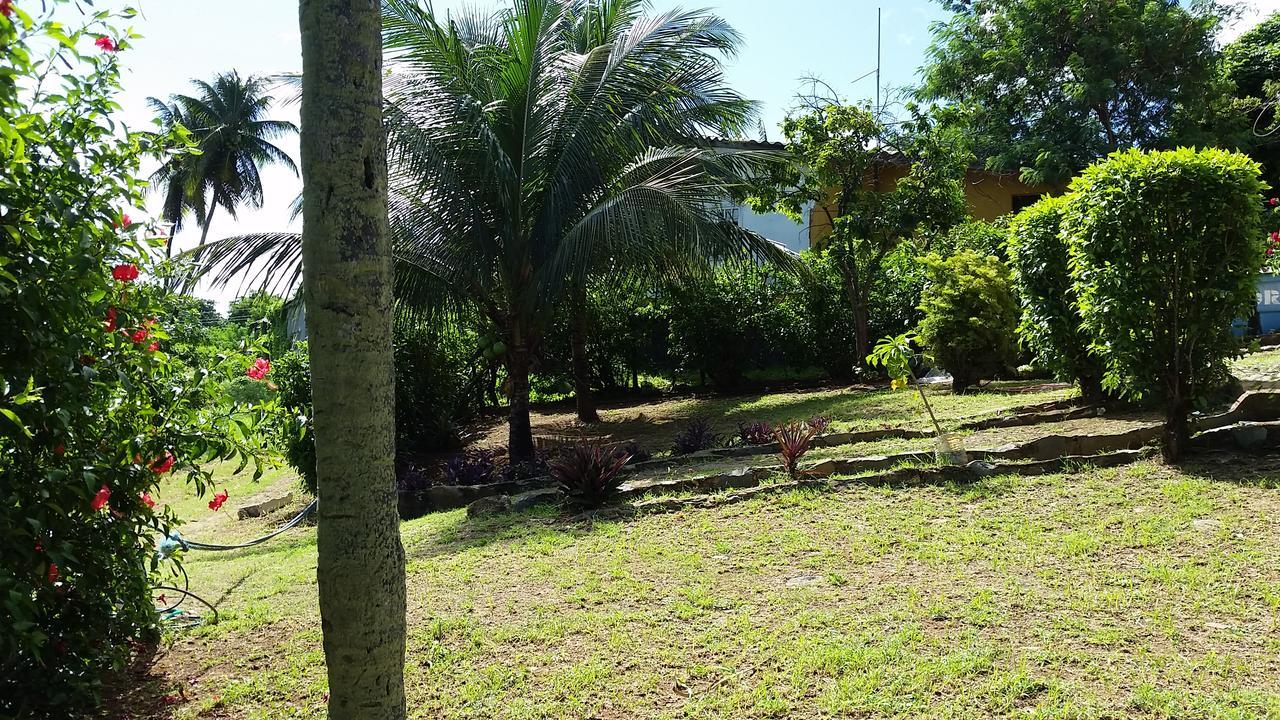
[1232, 424, 1269, 449]
[1191, 518, 1222, 532]
[236, 492, 292, 520]
[511, 488, 560, 511]
[466, 494, 513, 518]
[785, 574, 825, 588]
[966, 460, 999, 477]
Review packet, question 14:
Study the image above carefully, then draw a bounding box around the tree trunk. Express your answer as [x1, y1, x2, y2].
[1078, 373, 1106, 406]
[843, 268, 870, 365]
[298, 2, 406, 718]
[507, 343, 536, 462]
[199, 198, 218, 245]
[1162, 384, 1192, 463]
[571, 287, 599, 423]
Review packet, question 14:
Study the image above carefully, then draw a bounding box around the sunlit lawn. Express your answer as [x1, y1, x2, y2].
[129, 452, 1280, 720]
[1236, 348, 1280, 374]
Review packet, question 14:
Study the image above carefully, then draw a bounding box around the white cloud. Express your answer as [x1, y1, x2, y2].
[1221, 0, 1280, 43]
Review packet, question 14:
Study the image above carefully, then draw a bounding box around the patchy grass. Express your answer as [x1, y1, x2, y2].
[131, 454, 1280, 719]
[468, 382, 1078, 460]
[1236, 348, 1280, 374]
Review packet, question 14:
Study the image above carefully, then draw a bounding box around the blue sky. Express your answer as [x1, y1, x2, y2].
[109, 0, 1279, 303]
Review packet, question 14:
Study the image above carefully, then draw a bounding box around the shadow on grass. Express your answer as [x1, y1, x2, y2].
[1176, 450, 1280, 489]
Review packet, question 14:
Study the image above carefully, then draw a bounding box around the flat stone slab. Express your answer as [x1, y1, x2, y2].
[236, 492, 292, 520]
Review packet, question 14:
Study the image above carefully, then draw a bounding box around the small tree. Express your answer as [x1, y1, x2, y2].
[1006, 196, 1107, 402]
[747, 101, 969, 364]
[1063, 147, 1266, 461]
[916, 251, 1019, 393]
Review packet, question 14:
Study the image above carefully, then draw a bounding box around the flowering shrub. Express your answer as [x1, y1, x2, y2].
[0, 4, 272, 714]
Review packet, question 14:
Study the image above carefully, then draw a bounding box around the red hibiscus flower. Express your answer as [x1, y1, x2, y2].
[147, 341, 160, 352]
[53, 442, 65, 456]
[80, 354, 97, 366]
[140, 492, 156, 508]
[94, 36, 116, 52]
[130, 327, 149, 344]
[112, 263, 139, 282]
[104, 307, 118, 332]
[208, 489, 229, 512]
[0, 0, 14, 18]
[91, 484, 111, 511]
[245, 357, 271, 381]
[47, 563, 58, 583]
[150, 451, 175, 475]
[117, 214, 132, 229]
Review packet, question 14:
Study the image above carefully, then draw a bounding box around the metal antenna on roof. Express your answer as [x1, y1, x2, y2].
[875, 7, 882, 117]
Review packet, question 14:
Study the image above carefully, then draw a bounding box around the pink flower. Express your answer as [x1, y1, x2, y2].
[112, 264, 138, 282]
[147, 341, 160, 353]
[150, 451, 175, 475]
[208, 489, 229, 512]
[94, 36, 116, 52]
[130, 327, 149, 344]
[91, 484, 110, 511]
[140, 492, 156, 508]
[104, 307, 118, 332]
[118, 214, 132, 229]
[245, 357, 271, 381]
[0, 0, 13, 18]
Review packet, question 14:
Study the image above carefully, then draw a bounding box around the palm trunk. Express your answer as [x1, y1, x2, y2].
[199, 199, 218, 245]
[571, 286, 599, 423]
[299, 2, 406, 718]
[507, 343, 536, 461]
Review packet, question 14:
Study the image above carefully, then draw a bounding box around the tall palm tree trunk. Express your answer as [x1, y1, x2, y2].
[299, 1, 406, 718]
[199, 200, 218, 245]
[571, 284, 600, 423]
[507, 339, 537, 462]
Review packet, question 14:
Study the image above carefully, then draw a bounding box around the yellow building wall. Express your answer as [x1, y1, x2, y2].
[807, 165, 1060, 246]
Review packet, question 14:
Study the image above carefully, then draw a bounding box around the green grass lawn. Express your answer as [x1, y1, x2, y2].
[1235, 348, 1280, 374]
[134, 454, 1280, 719]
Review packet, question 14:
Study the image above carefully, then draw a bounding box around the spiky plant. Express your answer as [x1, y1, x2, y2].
[775, 420, 820, 480]
[550, 441, 632, 509]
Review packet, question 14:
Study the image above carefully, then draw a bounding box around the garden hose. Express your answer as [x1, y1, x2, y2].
[150, 499, 317, 627]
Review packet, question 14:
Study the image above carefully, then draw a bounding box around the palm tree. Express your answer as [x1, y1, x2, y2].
[148, 72, 298, 251]
[193, 0, 792, 461]
[299, 0, 405, 717]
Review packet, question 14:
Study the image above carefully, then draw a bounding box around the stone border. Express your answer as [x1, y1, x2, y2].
[434, 391, 1280, 521]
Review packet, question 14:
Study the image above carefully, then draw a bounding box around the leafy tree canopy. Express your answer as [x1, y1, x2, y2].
[920, 0, 1240, 185]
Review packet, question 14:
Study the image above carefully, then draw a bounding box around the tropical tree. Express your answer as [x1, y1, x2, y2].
[746, 101, 969, 364]
[197, 0, 789, 461]
[148, 71, 298, 250]
[919, 0, 1240, 185]
[298, 0, 405, 717]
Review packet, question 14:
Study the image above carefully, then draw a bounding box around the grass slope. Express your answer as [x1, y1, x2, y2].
[135, 456, 1280, 719]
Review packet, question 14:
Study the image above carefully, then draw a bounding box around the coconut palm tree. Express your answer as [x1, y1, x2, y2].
[147, 71, 298, 251]
[299, 1, 405, 717]
[193, 0, 791, 461]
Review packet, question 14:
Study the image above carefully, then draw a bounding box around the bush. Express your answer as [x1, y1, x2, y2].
[937, 218, 1009, 260]
[1062, 148, 1266, 459]
[224, 375, 274, 406]
[442, 450, 498, 486]
[737, 421, 775, 446]
[916, 251, 1020, 393]
[671, 417, 723, 455]
[272, 344, 318, 495]
[550, 442, 632, 508]
[1007, 196, 1107, 402]
[0, 8, 272, 713]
